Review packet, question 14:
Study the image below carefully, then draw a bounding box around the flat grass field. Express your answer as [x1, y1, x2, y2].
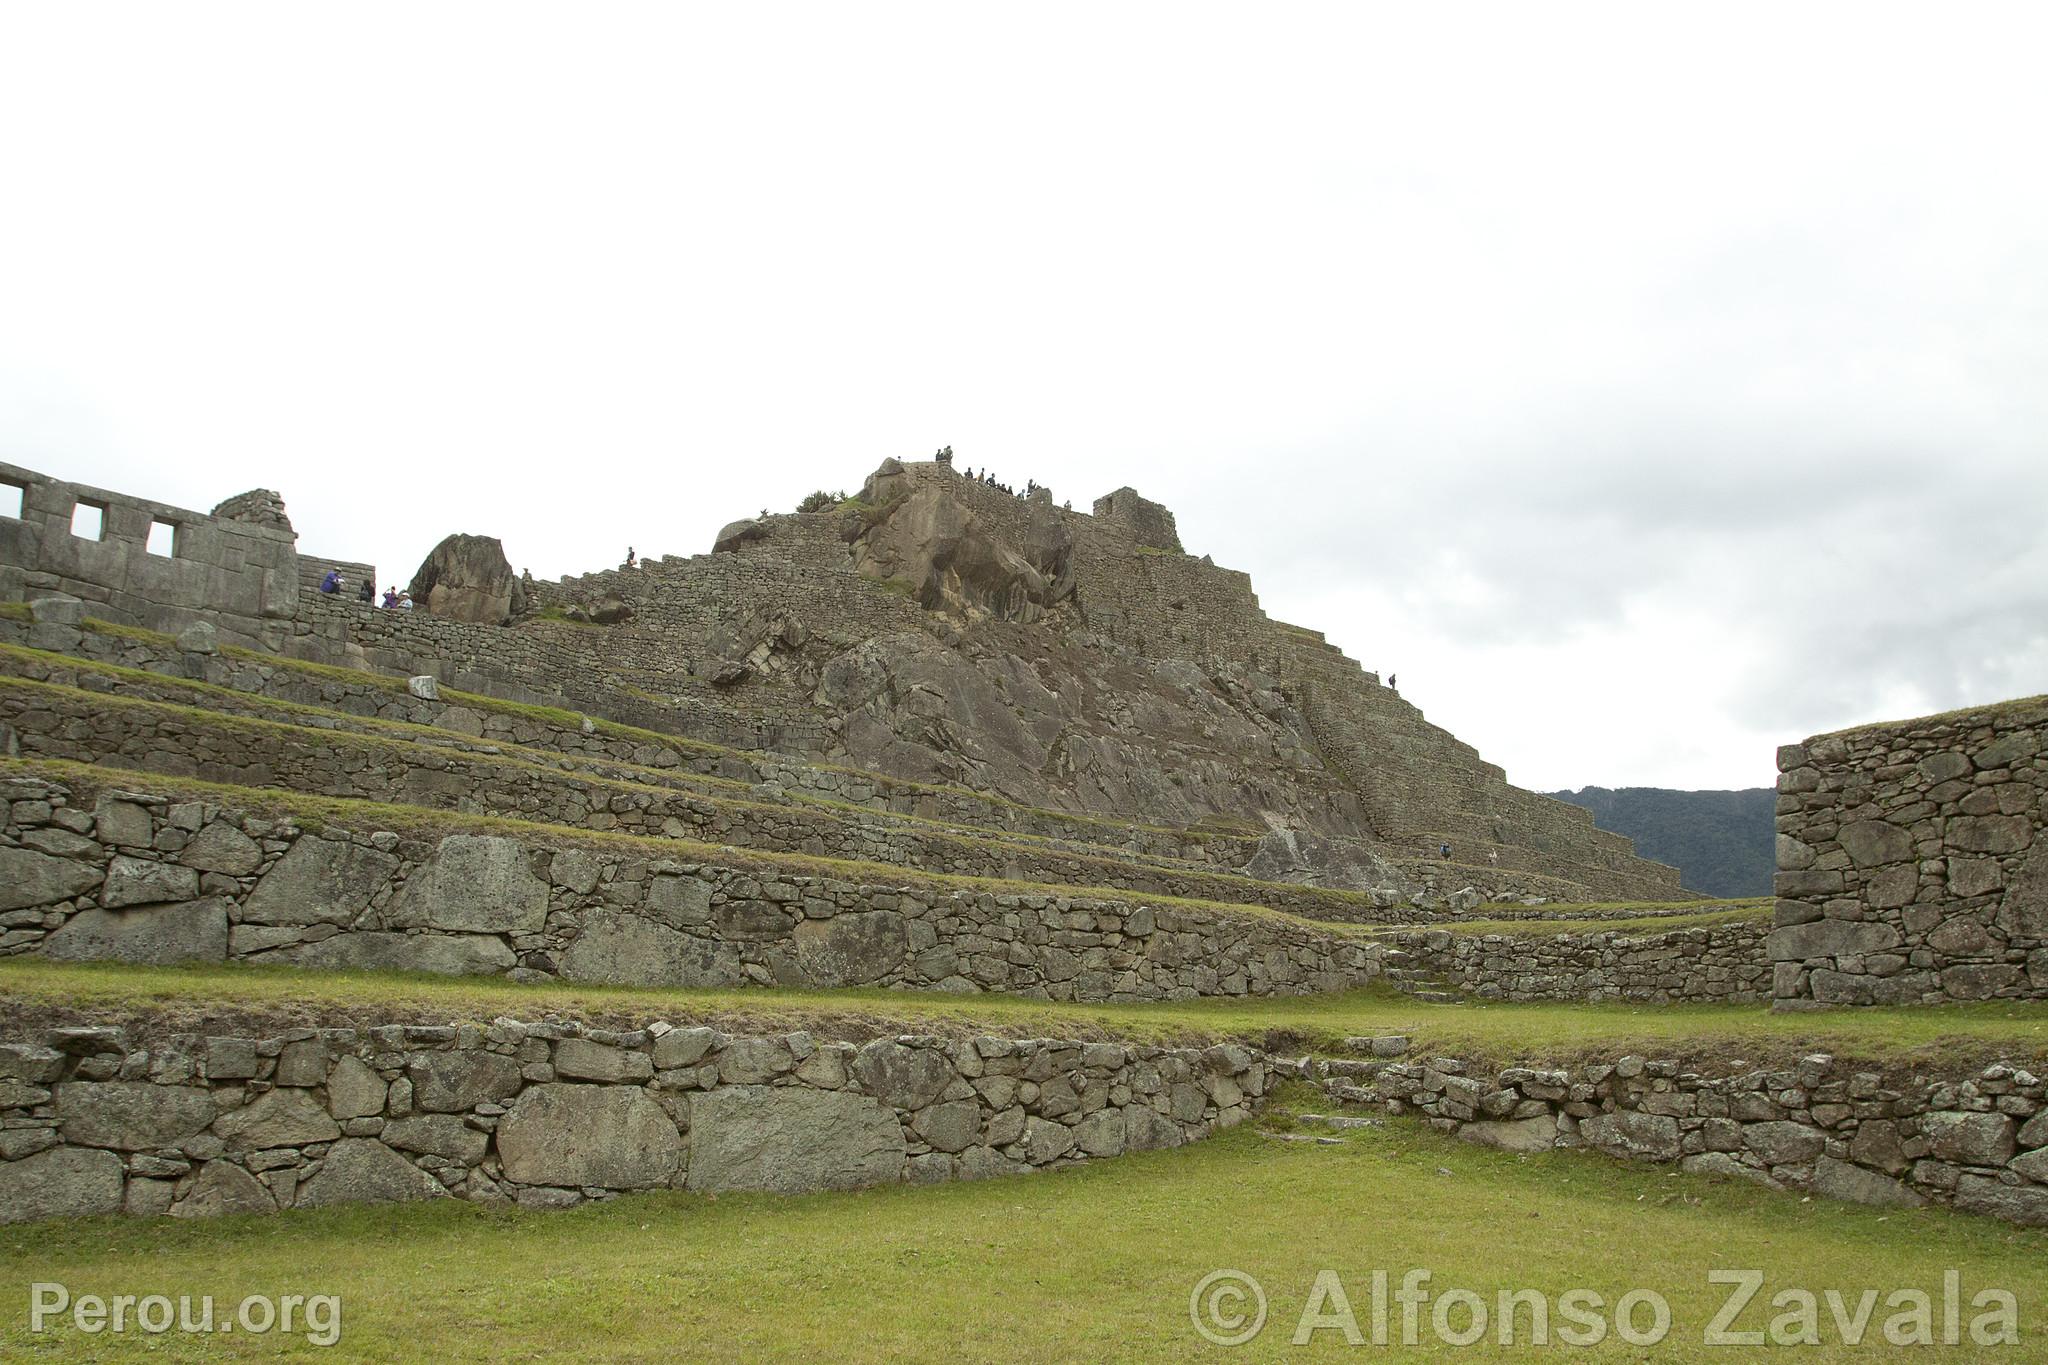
[8, 959, 2048, 1067]
[2, 1098, 2044, 1362]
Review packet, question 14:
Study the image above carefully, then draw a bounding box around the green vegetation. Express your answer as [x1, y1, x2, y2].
[795, 488, 850, 513]
[3, 1099, 2041, 1361]
[0, 601, 29, 622]
[1551, 786, 1775, 898]
[8, 959, 2048, 1067]
[1133, 544, 1171, 556]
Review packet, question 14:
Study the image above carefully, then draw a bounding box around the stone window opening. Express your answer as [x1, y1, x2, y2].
[0, 480, 22, 519]
[70, 500, 105, 541]
[146, 518, 179, 557]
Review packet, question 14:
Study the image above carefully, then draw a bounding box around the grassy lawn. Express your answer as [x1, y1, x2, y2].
[7, 959, 2048, 1068]
[0, 1101, 2042, 1361]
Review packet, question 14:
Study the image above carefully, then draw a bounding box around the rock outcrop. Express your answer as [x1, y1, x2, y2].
[407, 533, 526, 625]
[849, 459, 1075, 623]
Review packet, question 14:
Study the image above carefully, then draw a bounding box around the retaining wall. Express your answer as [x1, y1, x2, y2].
[1773, 695, 2047, 1008]
[1322, 1042, 2048, 1228]
[1376, 918, 1771, 1003]
[0, 1018, 1268, 1224]
[0, 774, 1385, 1000]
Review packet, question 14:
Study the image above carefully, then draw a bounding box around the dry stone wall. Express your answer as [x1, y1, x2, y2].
[1321, 1042, 2048, 1227]
[0, 774, 1386, 1000]
[0, 461, 298, 645]
[1375, 918, 1770, 1003]
[0, 677, 1445, 926]
[1773, 696, 2048, 1008]
[0, 1017, 1269, 1224]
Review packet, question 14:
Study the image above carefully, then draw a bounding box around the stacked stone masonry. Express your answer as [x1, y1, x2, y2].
[0, 1018, 1269, 1224]
[0, 636, 1611, 916]
[0, 461, 298, 646]
[1772, 695, 2048, 1007]
[1375, 919, 1771, 1004]
[0, 775, 1385, 1001]
[1321, 1042, 2048, 1228]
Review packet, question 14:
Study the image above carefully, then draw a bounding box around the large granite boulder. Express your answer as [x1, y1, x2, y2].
[57, 1081, 216, 1150]
[558, 910, 745, 988]
[496, 1084, 683, 1189]
[43, 899, 229, 965]
[0, 847, 103, 911]
[239, 836, 398, 927]
[0, 1147, 124, 1223]
[686, 1086, 906, 1193]
[386, 835, 548, 935]
[849, 461, 1075, 623]
[407, 533, 526, 625]
[295, 1139, 447, 1208]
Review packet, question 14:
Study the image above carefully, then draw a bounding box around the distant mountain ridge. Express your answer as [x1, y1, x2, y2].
[1546, 786, 1775, 899]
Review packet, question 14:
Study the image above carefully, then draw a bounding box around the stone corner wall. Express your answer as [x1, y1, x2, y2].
[0, 460, 300, 642]
[1772, 695, 2048, 1008]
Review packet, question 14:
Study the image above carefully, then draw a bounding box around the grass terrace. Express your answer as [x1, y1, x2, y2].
[7, 959, 2047, 1070]
[1, 1086, 2042, 1361]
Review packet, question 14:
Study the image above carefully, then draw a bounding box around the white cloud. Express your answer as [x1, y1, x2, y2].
[3, 1, 2044, 790]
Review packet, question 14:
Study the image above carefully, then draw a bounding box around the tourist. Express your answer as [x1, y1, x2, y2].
[381, 586, 399, 609]
[1439, 842, 1451, 860]
[1388, 673, 1397, 691]
[626, 546, 637, 570]
[318, 568, 342, 595]
[1488, 849, 1499, 866]
[398, 591, 414, 611]
[357, 577, 374, 604]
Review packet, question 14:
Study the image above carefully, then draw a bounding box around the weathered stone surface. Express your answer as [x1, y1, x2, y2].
[325, 1055, 388, 1120]
[239, 836, 399, 927]
[173, 1161, 277, 1218]
[793, 910, 907, 986]
[383, 1114, 489, 1163]
[43, 899, 229, 965]
[408, 1051, 522, 1113]
[178, 822, 263, 876]
[1580, 1110, 1680, 1161]
[100, 854, 200, 908]
[296, 1139, 447, 1208]
[407, 533, 526, 625]
[387, 835, 548, 935]
[849, 466, 1075, 624]
[559, 910, 742, 988]
[687, 1086, 906, 1193]
[851, 1041, 953, 1110]
[1922, 1111, 2016, 1165]
[1457, 1113, 1558, 1154]
[0, 1146, 123, 1223]
[1837, 820, 1912, 868]
[1767, 919, 1902, 960]
[214, 1089, 343, 1151]
[497, 1084, 683, 1189]
[1955, 1174, 2048, 1227]
[1743, 1120, 1826, 1166]
[554, 1039, 654, 1085]
[93, 797, 153, 848]
[58, 1081, 215, 1150]
[0, 846, 103, 910]
[258, 931, 515, 976]
[1811, 1155, 1925, 1208]
[1949, 815, 2032, 855]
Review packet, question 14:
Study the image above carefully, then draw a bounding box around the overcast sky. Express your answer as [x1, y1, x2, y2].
[3, 3, 2043, 793]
